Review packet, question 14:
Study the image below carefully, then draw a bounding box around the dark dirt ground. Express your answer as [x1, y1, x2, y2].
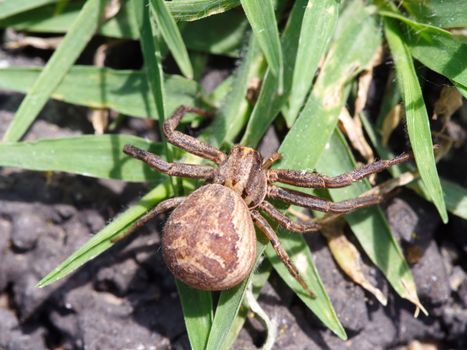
[1, 35, 467, 350]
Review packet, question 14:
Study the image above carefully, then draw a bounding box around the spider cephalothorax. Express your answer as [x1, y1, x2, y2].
[123, 106, 411, 295]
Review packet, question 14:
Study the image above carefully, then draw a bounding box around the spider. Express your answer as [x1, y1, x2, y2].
[122, 106, 410, 296]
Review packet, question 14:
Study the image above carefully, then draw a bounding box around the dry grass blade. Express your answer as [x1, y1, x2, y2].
[354, 46, 384, 117]
[432, 86, 463, 126]
[381, 104, 402, 146]
[338, 108, 374, 163]
[321, 219, 387, 306]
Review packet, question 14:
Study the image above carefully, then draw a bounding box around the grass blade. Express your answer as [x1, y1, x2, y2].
[442, 179, 467, 220]
[205, 35, 262, 147]
[404, 26, 467, 88]
[277, 0, 381, 167]
[205, 1, 345, 342]
[454, 82, 467, 98]
[0, 1, 139, 40]
[205, 239, 269, 350]
[402, 0, 467, 28]
[263, 228, 346, 339]
[0, 0, 57, 19]
[37, 182, 172, 287]
[176, 282, 213, 350]
[133, 0, 165, 122]
[167, 0, 240, 21]
[181, 10, 249, 57]
[316, 130, 426, 313]
[220, 260, 272, 350]
[385, 18, 448, 223]
[0, 135, 164, 182]
[150, 0, 193, 79]
[240, 0, 283, 91]
[1, 0, 241, 37]
[240, 0, 312, 147]
[284, 0, 339, 125]
[134, 2, 211, 347]
[0, 66, 200, 119]
[2, 0, 104, 142]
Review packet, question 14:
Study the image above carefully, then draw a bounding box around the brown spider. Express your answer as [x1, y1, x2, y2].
[123, 106, 410, 296]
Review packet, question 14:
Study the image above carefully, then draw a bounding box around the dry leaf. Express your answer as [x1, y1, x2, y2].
[104, 0, 122, 20]
[432, 86, 463, 125]
[338, 108, 374, 163]
[89, 109, 109, 135]
[354, 45, 383, 116]
[404, 340, 438, 350]
[381, 103, 402, 146]
[321, 219, 387, 305]
[4, 36, 63, 50]
[88, 43, 113, 134]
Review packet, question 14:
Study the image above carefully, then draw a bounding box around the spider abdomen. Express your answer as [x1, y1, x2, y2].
[162, 184, 256, 290]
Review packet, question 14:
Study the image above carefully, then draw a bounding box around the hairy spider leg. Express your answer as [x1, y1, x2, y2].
[163, 106, 226, 164]
[259, 201, 321, 233]
[251, 210, 316, 298]
[123, 144, 215, 180]
[268, 152, 411, 188]
[268, 186, 384, 214]
[111, 197, 186, 243]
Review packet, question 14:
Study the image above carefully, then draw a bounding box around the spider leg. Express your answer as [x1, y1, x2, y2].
[262, 152, 282, 170]
[259, 201, 321, 233]
[268, 185, 383, 214]
[124, 144, 215, 179]
[251, 210, 316, 298]
[268, 152, 411, 188]
[163, 106, 226, 164]
[111, 197, 185, 243]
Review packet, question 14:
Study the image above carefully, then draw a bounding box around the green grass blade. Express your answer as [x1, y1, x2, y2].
[176, 282, 213, 350]
[364, 112, 467, 223]
[205, 35, 262, 147]
[182, 37, 263, 350]
[181, 10, 249, 57]
[150, 0, 193, 79]
[442, 179, 467, 220]
[240, 0, 311, 147]
[316, 130, 425, 311]
[454, 82, 467, 98]
[263, 228, 347, 340]
[0, 66, 200, 119]
[37, 182, 172, 287]
[0, 1, 139, 39]
[0, 0, 58, 19]
[404, 26, 467, 88]
[0, 135, 164, 182]
[284, 0, 339, 125]
[133, 0, 165, 122]
[205, 239, 269, 350]
[384, 18, 448, 223]
[277, 0, 381, 166]
[167, 0, 240, 21]
[402, 0, 467, 28]
[220, 260, 272, 350]
[2, 0, 104, 142]
[1, 0, 246, 55]
[134, 2, 211, 347]
[240, 0, 283, 92]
